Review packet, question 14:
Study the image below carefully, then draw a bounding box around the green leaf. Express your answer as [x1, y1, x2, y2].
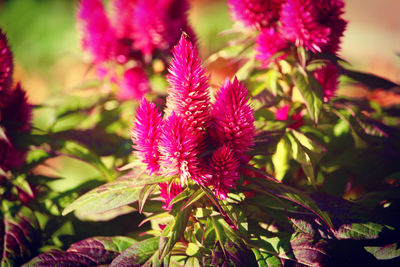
[364, 243, 400, 260]
[62, 174, 169, 216]
[186, 243, 200, 256]
[244, 176, 333, 230]
[181, 189, 205, 211]
[1, 203, 41, 267]
[271, 136, 291, 181]
[293, 68, 323, 124]
[159, 202, 192, 260]
[138, 183, 158, 213]
[252, 248, 282, 267]
[110, 237, 160, 267]
[340, 67, 399, 90]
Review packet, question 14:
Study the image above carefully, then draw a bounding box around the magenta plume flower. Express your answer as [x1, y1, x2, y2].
[256, 28, 290, 68]
[113, 0, 194, 59]
[159, 182, 183, 210]
[280, 0, 347, 54]
[208, 145, 240, 200]
[0, 29, 13, 92]
[165, 34, 210, 138]
[117, 67, 150, 101]
[0, 141, 26, 173]
[131, 0, 170, 58]
[275, 105, 304, 129]
[159, 112, 209, 186]
[132, 98, 163, 175]
[112, 0, 137, 41]
[1, 84, 32, 132]
[78, 0, 117, 64]
[313, 64, 339, 102]
[211, 77, 255, 158]
[228, 0, 285, 29]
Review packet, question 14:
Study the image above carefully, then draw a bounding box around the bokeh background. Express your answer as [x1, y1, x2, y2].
[0, 0, 399, 192]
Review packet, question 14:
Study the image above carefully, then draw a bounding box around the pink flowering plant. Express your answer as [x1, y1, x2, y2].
[1, 0, 400, 266]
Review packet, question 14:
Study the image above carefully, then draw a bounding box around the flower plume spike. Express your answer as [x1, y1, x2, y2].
[313, 63, 339, 102]
[0, 29, 13, 92]
[159, 112, 209, 186]
[228, 0, 285, 29]
[280, 0, 347, 54]
[211, 77, 255, 159]
[208, 144, 240, 200]
[78, 0, 117, 64]
[165, 34, 211, 140]
[132, 98, 163, 175]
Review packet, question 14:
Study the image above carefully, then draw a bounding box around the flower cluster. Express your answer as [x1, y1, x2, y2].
[0, 29, 32, 175]
[229, 0, 346, 101]
[77, 0, 194, 100]
[132, 35, 255, 202]
[230, 0, 346, 54]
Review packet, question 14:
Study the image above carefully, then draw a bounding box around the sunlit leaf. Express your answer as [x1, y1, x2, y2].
[364, 243, 400, 260]
[1, 204, 40, 266]
[110, 237, 159, 267]
[62, 174, 169, 216]
[293, 68, 323, 124]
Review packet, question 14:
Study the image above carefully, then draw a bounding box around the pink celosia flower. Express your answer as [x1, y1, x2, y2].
[280, 0, 347, 54]
[117, 67, 150, 101]
[1, 84, 32, 132]
[113, 0, 194, 60]
[159, 112, 209, 185]
[211, 77, 255, 158]
[158, 182, 183, 210]
[132, 98, 163, 175]
[131, 0, 170, 58]
[112, 0, 137, 41]
[313, 64, 339, 102]
[208, 145, 240, 200]
[0, 141, 26, 173]
[0, 29, 13, 92]
[228, 0, 285, 29]
[165, 34, 210, 139]
[275, 105, 304, 129]
[256, 28, 290, 68]
[78, 0, 117, 63]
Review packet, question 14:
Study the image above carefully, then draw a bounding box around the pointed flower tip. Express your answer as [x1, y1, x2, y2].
[212, 77, 255, 157]
[132, 98, 163, 175]
[0, 29, 13, 91]
[165, 31, 210, 135]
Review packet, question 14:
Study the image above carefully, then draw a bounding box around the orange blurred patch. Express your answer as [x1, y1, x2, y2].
[368, 88, 400, 107]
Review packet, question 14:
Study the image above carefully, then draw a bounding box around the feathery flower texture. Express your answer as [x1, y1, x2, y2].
[132, 98, 163, 175]
[208, 145, 240, 200]
[280, 0, 347, 53]
[313, 64, 339, 102]
[256, 28, 290, 68]
[132, 34, 255, 200]
[165, 35, 210, 138]
[0, 29, 31, 174]
[228, 0, 285, 29]
[211, 78, 255, 158]
[77, 0, 194, 100]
